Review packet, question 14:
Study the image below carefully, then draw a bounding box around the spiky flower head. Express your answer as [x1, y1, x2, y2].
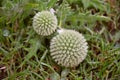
[33, 11, 57, 36]
[50, 29, 88, 67]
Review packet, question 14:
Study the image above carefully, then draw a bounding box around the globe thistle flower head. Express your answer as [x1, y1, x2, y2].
[33, 11, 57, 36]
[50, 29, 88, 67]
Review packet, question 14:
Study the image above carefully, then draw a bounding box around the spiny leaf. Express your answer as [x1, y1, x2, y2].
[67, 12, 111, 25]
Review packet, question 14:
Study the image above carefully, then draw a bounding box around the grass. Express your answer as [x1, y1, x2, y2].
[0, 0, 120, 80]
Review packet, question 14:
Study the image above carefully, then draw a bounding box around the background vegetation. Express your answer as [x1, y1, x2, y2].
[0, 0, 120, 80]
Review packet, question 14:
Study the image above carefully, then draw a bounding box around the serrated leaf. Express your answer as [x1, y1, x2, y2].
[67, 12, 111, 25]
[78, 13, 111, 22]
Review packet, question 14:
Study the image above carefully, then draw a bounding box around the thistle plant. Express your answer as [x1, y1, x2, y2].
[33, 11, 57, 36]
[50, 29, 88, 67]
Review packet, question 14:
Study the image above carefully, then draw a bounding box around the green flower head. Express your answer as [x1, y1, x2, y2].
[50, 29, 88, 67]
[33, 11, 57, 36]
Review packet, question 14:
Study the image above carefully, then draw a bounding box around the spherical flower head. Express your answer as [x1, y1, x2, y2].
[50, 29, 88, 67]
[33, 11, 57, 36]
